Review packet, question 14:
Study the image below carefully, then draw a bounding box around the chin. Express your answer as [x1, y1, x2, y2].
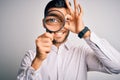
[53, 37, 67, 44]
[53, 30, 69, 44]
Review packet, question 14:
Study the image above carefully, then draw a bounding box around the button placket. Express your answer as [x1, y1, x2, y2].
[57, 46, 63, 80]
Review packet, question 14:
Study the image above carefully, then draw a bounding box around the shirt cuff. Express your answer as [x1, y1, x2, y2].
[26, 66, 42, 79]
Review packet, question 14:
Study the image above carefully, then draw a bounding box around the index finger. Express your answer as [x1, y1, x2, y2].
[66, 0, 73, 14]
[74, 0, 77, 9]
[44, 32, 54, 41]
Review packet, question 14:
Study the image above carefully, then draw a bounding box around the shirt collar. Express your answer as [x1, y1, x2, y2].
[51, 39, 72, 52]
[64, 39, 72, 50]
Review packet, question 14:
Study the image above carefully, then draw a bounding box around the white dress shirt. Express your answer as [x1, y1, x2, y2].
[17, 32, 120, 80]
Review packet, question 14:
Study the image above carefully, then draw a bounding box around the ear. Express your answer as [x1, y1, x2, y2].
[42, 18, 45, 28]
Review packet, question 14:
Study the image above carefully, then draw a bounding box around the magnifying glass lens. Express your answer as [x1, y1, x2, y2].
[44, 10, 65, 32]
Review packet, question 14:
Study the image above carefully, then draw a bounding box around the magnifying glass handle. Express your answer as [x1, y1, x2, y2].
[46, 29, 53, 33]
[52, 39, 56, 44]
[46, 29, 57, 44]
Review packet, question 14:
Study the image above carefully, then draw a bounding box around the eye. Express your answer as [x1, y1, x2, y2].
[45, 17, 60, 25]
[48, 18, 57, 23]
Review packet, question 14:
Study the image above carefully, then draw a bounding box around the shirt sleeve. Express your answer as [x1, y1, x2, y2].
[17, 50, 42, 80]
[84, 32, 120, 74]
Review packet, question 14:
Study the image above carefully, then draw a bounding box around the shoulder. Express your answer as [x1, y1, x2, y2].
[71, 43, 93, 56]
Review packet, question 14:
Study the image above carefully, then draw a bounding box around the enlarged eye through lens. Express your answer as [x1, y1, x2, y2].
[45, 16, 62, 26]
[44, 10, 65, 32]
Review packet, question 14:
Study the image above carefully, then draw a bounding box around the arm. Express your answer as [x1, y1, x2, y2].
[84, 32, 120, 74]
[17, 50, 42, 80]
[17, 32, 53, 80]
[66, 0, 120, 74]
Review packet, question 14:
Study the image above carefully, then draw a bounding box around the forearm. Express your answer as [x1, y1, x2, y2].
[17, 50, 42, 80]
[31, 57, 43, 70]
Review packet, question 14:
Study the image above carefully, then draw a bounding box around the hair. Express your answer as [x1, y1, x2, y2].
[44, 0, 68, 17]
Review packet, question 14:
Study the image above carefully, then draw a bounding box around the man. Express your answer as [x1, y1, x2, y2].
[17, 0, 120, 80]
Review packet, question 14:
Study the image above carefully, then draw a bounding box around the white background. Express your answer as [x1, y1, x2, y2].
[0, 0, 120, 80]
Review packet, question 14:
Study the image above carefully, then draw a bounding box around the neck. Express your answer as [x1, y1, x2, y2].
[54, 43, 61, 48]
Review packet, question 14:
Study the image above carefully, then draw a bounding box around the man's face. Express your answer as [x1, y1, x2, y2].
[45, 8, 70, 44]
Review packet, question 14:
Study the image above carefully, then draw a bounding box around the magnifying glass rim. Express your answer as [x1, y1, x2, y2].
[43, 10, 65, 33]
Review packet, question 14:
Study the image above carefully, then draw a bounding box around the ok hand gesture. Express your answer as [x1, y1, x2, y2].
[66, 0, 85, 34]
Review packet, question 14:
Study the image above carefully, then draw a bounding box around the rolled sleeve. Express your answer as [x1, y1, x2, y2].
[17, 50, 42, 80]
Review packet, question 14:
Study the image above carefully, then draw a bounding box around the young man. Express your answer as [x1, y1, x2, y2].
[17, 0, 120, 80]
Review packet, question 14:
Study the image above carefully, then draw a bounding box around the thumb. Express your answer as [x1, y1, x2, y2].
[51, 33, 54, 41]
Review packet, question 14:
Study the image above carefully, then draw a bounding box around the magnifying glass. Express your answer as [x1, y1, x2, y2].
[43, 10, 65, 33]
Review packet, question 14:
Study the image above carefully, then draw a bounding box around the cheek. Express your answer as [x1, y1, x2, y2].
[63, 30, 69, 38]
[65, 30, 69, 35]
[64, 31, 68, 36]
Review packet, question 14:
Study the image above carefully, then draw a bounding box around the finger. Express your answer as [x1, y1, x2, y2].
[43, 38, 52, 46]
[66, 0, 73, 14]
[42, 47, 51, 53]
[41, 37, 52, 43]
[37, 43, 51, 54]
[42, 43, 52, 47]
[44, 32, 54, 41]
[74, 0, 79, 16]
[74, 0, 77, 9]
[78, 4, 83, 16]
[36, 37, 50, 44]
[37, 38, 52, 46]
[36, 39, 52, 48]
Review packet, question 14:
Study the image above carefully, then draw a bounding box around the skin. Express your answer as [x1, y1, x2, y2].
[32, 0, 91, 70]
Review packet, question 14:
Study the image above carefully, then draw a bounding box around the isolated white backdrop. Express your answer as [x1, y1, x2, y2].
[0, 0, 120, 80]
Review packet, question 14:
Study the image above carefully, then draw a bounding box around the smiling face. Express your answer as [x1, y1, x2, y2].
[44, 8, 70, 46]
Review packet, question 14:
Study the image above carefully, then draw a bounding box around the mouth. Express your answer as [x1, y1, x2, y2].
[54, 30, 66, 37]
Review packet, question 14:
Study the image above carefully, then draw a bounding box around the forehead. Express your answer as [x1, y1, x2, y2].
[48, 8, 68, 16]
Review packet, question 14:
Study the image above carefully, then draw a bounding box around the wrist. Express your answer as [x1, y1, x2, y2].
[83, 30, 91, 39]
[31, 57, 43, 70]
[78, 26, 90, 38]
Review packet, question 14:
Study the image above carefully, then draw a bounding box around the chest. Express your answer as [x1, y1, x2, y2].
[40, 49, 88, 80]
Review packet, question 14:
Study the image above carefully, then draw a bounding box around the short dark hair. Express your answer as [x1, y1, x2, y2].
[44, 0, 67, 17]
